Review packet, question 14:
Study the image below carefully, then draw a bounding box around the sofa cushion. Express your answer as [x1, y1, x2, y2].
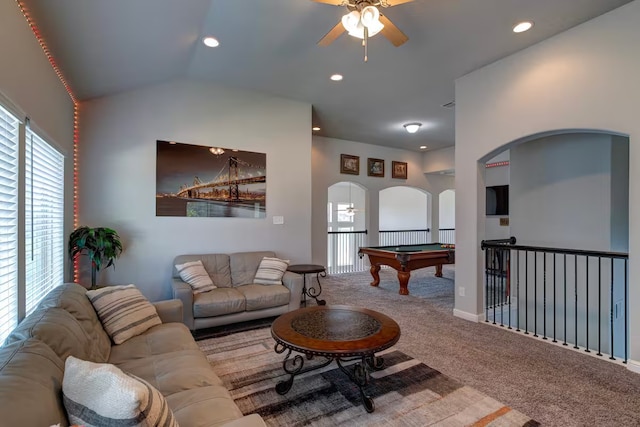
[236, 284, 290, 311]
[176, 260, 217, 293]
[0, 338, 68, 427]
[114, 349, 224, 396]
[230, 251, 276, 286]
[108, 322, 200, 364]
[253, 257, 289, 285]
[166, 386, 244, 427]
[174, 254, 232, 288]
[37, 282, 111, 362]
[63, 355, 178, 427]
[4, 307, 97, 361]
[87, 284, 162, 344]
[193, 288, 246, 318]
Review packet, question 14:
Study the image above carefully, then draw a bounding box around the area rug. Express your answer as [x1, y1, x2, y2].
[198, 327, 539, 426]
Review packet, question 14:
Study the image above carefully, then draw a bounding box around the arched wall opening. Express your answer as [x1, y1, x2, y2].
[379, 186, 432, 246]
[327, 181, 368, 273]
[439, 189, 455, 243]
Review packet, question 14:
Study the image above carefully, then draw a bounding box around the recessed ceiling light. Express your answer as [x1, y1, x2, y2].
[420, 145, 427, 150]
[312, 126, 321, 131]
[330, 74, 343, 81]
[203, 36, 220, 47]
[403, 122, 422, 133]
[513, 21, 533, 33]
[169, 141, 176, 145]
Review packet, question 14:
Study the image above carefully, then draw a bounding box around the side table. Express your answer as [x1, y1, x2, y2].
[286, 264, 327, 306]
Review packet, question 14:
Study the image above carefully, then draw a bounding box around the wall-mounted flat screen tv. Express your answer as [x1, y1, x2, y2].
[486, 185, 509, 216]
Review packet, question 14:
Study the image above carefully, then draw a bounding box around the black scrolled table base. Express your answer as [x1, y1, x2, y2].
[305, 270, 326, 306]
[274, 343, 385, 413]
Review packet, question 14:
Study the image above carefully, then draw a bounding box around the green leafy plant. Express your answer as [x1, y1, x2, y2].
[68, 226, 123, 289]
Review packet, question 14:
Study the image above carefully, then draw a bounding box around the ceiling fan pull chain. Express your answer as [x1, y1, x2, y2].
[364, 26, 369, 62]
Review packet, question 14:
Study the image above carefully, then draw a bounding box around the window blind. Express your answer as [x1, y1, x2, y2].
[0, 105, 19, 342]
[25, 128, 64, 315]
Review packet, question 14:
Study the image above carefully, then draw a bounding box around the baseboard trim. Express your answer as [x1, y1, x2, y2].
[627, 359, 640, 374]
[453, 309, 484, 323]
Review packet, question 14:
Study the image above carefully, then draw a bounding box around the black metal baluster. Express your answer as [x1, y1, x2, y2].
[553, 254, 557, 343]
[492, 248, 496, 325]
[585, 256, 590, 353]
[574, 256, 579, 350]
[508, 248, 512, 329]
[485, 246, 489, 323]
[500, 248, 505, 327]
[563, 254, 567, 346]
[543, 253, 547, 340]
[516, 250, 520, 332]
[525, 251, 529, 335]
[597, 257, 602, 356]
[534, 251, 538, 337]
[624, 258, 628, 364]
[610, 258, 615, 360]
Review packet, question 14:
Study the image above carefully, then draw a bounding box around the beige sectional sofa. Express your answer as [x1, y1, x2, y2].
[172, 251, 304, 331]
[0, 283, 266, 427]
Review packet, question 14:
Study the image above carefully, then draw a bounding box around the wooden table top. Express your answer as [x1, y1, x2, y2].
[271, 305, 401, 358]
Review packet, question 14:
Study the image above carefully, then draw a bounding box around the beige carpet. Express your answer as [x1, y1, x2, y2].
[198, 327, 539, 426]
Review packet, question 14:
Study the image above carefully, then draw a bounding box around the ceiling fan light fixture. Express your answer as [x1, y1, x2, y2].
[342, 8, 384, 40]
[404, 122, 422, 133]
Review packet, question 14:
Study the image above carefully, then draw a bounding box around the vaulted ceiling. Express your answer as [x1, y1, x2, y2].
[22, 0, 632, 151]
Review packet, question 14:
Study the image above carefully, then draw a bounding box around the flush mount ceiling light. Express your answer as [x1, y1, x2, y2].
[202, 36, 220, 47]
[330, 74, 343, 81]
[512, 21, 533, 33]
[403, 122, 422, 133]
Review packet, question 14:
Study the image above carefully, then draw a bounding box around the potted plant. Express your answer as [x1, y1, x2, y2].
[68, 226, 123, 289]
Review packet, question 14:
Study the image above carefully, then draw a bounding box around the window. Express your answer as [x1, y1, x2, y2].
[25, 128, 64, 315]
[0, 105, 19, 341]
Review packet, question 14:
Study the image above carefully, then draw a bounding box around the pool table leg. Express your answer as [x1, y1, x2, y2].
[397, 271, 410, 295]
[369, 264, 381, 287]
[435, 264, 443, 277]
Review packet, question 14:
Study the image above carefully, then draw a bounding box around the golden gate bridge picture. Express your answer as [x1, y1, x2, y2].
[155, 140, 266, 218]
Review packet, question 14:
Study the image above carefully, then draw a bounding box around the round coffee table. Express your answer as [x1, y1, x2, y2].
[271, 305, 401, 412]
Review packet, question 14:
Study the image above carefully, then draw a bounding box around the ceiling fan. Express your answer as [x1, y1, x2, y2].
[312, 0, 413, 61]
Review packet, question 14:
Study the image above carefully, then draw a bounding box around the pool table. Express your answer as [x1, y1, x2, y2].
[358, 243, 455, 295]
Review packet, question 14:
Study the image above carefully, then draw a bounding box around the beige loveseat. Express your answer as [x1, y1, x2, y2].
[172, 251, 304, 331]
[0, 283, 266, 427]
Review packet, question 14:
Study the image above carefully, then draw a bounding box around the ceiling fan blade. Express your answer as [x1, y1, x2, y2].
[379, 14, 409, 46]
[318, 21, 346, 46]
[382, 0, 415, 6]
[310, 0, 348, 5]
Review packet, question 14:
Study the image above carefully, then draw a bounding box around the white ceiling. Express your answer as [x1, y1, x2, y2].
[23, 0, 632, 151]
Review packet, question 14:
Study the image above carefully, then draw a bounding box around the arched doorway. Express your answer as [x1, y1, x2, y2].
[327, 182, 368, 273]
[379, 186, 431, 245]
[438, 189, 455, 243]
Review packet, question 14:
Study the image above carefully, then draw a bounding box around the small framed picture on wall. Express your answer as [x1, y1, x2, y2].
[367, 158, 385, 177]
[392, 161, 408, 179]
[340, 154, 360, 175]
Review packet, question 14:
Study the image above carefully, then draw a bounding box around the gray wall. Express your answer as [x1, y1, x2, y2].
[312, 136, 454, 265]
[454, 0, 640, 363]
[0, 1, 75, 279]
[79, 79, 312, 301]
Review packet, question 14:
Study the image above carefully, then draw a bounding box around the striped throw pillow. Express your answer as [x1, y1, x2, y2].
[175, 260, 216, 294]
[63, 355, 179, 427]
[254, 257, 290, 285]
[86, 285, 161, 345]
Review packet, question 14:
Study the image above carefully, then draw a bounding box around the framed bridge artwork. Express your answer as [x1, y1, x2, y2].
[156, 140, 266, 218]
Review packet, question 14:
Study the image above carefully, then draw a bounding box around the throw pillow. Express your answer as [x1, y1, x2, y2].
[86, 284, 161, 345]
[62, 355, 179, 427]
[254, 257, 290, 285]
[175, 260, 217, 294]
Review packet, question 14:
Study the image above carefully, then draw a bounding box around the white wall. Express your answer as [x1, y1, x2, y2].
[312, 136, 454, 264]
[0, 1, 75, 278]
[79, 79, 312, 301]
[379, 187, 428, 230]
[423, 146, 455, 173]
[439, 190, 455, 229]
[454, 0, 640, 362]
[511, 133, 616, 250]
